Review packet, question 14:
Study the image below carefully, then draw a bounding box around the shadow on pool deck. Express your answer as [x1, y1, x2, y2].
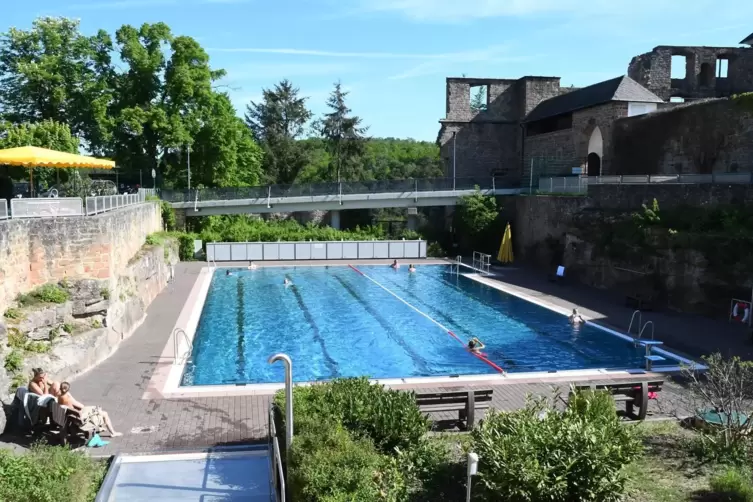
[0, 260, 740, 455]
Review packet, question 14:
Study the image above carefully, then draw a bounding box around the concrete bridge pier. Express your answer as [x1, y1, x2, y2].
[330, 210, 341, 229]
[407, 213, 418, 231]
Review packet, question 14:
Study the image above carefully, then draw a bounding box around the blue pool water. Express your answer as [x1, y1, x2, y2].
[182, 265, 675, 386]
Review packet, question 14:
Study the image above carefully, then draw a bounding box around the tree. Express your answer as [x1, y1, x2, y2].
[317, 82, 368, 182]
[0, 120, 79, 190]
[0, 17, 114, 153]
[454, 190, 500, 253]
[245, 79, 312, 184]
[470, 86, 487, 112]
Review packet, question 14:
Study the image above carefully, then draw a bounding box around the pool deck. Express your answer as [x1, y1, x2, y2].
[1, 259, 736, 455]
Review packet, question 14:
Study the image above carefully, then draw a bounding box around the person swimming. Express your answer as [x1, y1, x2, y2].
[390, 259, 400, 269]
[225, 270, 233, 276]
[569, 308, 585, 325]
[409, 264, 416, 273]
[468, 337, 485, 353]
[284, 278, 291, 286]
[248, 262, 257, 270]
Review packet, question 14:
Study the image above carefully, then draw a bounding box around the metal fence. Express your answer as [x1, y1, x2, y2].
[10, 197, 84, 218]
[268, 405, 286, 502]
[85, 193, 144, 215]
[538, 173, 753, 193]
[0, 199, 7, 220]
[162, 177, 516, 203]
[206, 240, 427, 262]
[138, 188, 157, 198]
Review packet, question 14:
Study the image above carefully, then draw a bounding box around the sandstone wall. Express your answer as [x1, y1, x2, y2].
[0, 202, 162, 313]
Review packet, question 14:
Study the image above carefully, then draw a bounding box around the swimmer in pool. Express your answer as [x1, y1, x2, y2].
[225, 270, 233, 276]
[248, 262, 257, 270]
[569, 308, 585, 325]
[468, 337, 485, 353]
[391, 259, 400, 269]
[409, 264, 416, 273]
[284, 278, 291, 286]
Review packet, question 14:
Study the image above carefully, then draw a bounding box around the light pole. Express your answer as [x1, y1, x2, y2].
[187, 144, 191, 191]
[452, 131, 457, 191]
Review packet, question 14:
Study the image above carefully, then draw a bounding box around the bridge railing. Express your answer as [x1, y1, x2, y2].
[160, 177, 516, 203]
[538, 173, 753, 193]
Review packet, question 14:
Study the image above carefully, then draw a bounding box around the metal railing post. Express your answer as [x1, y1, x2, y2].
[267, 186, 271, 209]
[268, 353, 293, 459]
[338, 182, 342, 205]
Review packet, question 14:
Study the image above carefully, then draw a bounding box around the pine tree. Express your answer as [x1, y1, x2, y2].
[317, 82, 368, 182]
[470, 86, 487, 112]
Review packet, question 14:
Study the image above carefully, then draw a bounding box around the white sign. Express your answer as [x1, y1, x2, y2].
[151, 169, 156, 179]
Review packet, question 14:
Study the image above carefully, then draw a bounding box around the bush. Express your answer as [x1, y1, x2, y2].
[0, 444, 106, 502]
[199, 215, 385, 243]
[6, 328, 26, 349]
[471, 390, 642, 502]
[178, 233, 197, 261]
[276, 378, 428, 453]
[3, 350, 23, 372]
[3, 307, 22, 320]
[289, 421, 407, 502]
[160, 200, 176, 231]
[427, 242, 445, 257]
[710, 467, 753, 501]
[18, 284, 69, 305]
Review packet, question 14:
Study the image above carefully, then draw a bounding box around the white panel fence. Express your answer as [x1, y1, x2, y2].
[0, 199, 8, 220]
[206, 240, 427, 262]
[10, 197, 84, 218]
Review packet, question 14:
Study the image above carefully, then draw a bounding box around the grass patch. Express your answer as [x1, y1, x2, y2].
[0, 444, 106, 502]
[6, 327, 26, 349]
[3, 350, 23, 372]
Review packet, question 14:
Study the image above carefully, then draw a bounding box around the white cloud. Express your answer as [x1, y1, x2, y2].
[224, 62, 355, 81]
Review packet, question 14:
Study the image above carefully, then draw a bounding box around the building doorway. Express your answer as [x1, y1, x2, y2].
[587, 153, 601, 176]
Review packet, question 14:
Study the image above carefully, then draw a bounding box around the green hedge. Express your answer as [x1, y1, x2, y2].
[471, 390, 642, 501]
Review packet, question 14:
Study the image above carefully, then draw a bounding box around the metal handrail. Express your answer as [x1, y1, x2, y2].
[172, 328, 193, 365]
[472, 251, 492, 275]
[627, 310, 642, 337]
[269, 405, 286, 502]
[638, 321, 655, 341]
[455, 255, 462, 276]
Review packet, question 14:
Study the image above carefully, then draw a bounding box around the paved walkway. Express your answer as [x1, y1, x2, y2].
[0, 260, 717, 455]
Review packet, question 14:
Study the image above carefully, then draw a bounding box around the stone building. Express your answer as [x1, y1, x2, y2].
[438, 33, 753, 183]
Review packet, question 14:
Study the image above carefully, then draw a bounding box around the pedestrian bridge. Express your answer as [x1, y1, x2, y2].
[162, 178, 520, 220]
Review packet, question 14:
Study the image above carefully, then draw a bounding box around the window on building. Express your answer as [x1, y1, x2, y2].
[469, 85, 488, 112]
[671, 55, 688, 79]
[628, 102, 658, 117]
[526, 113, 573, 136]
[699, 62, 713, 86]
[670, 97, 685, 103]
[717, 58, 729, 78]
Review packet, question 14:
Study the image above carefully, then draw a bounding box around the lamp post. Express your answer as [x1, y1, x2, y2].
[187, 145, 191, 191]
[268, 353, 293, 458]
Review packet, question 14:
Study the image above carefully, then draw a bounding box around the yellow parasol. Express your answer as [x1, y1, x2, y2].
[497, 222, 514, 264]
[0, 146, 115, 196]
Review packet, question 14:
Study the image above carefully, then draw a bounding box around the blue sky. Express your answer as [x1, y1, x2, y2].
[4, 0, 752, 141]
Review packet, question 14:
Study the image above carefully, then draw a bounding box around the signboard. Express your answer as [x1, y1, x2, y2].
[572, 167, 584, 175]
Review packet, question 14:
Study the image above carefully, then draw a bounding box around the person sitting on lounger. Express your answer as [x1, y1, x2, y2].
[28, 368, 56, 395]
[468, 337, 485, 353]
[53, 382, 122, 437]
[569, 308, 585, 325]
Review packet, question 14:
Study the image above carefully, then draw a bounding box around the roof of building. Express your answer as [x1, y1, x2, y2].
[524, 76, 663, 123]
[741, 32, 753, 45]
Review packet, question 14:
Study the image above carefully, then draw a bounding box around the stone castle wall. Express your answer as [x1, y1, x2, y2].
[611, 99, 753, 175]
[0, 202, 162, 313]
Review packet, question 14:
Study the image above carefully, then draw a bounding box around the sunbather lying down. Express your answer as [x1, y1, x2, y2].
[51, 382, 122, 438]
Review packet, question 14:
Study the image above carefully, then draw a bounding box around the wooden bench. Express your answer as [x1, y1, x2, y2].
[569, 380, 663, 420]
[416, 389, 493, 429]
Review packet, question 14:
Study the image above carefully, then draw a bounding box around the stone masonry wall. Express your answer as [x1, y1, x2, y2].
[589, 183, 753, 211]
[0, 202, 162, 314]
[611, 99, 753, 175]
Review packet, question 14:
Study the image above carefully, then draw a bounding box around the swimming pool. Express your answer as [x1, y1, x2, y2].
[180, 265, 683, 386]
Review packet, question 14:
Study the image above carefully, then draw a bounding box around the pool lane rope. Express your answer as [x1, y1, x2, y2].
[347, 265, 505, 374]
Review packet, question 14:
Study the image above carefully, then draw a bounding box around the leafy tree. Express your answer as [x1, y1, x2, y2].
[454, 189, 500, 253]
[0, 120, 79, 190]
[316, 82, 368, 182]
[470, 86, 487, 112]
[245, 79, 313, 184]
[0, 17, 114, 153]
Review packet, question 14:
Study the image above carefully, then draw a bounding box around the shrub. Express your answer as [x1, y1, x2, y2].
[471, 391, 642, 502]
[710, 467, 753, 501]
[276, 377, 429, 453]
[6, 328, 26, 349]
[26, 341, 50, 354]
[427, 242, 445, 257]
[289, 421, 407, 502]
[3, 307, 23, 320]
[37, 283, 69, 303]
[160, 200, 176, 231]
[62, 323, 74, 334]
[4, 350, 23, 372]
[100, 287, 110, 300]
[680, 353, 753, 465]
[178, 233, 197, 261]
[10, 373, 27, 390]
[0, 444, 106, 502]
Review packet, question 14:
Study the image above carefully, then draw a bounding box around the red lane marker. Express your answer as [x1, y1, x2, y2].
[447, 330, 464, 344]
[348, 264, 365, 276]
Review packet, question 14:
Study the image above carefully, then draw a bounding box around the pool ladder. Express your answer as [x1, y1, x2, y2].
[628, 310, 656, 344]
[449, 255, 463, 276]
[173, 328, 193, 365]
